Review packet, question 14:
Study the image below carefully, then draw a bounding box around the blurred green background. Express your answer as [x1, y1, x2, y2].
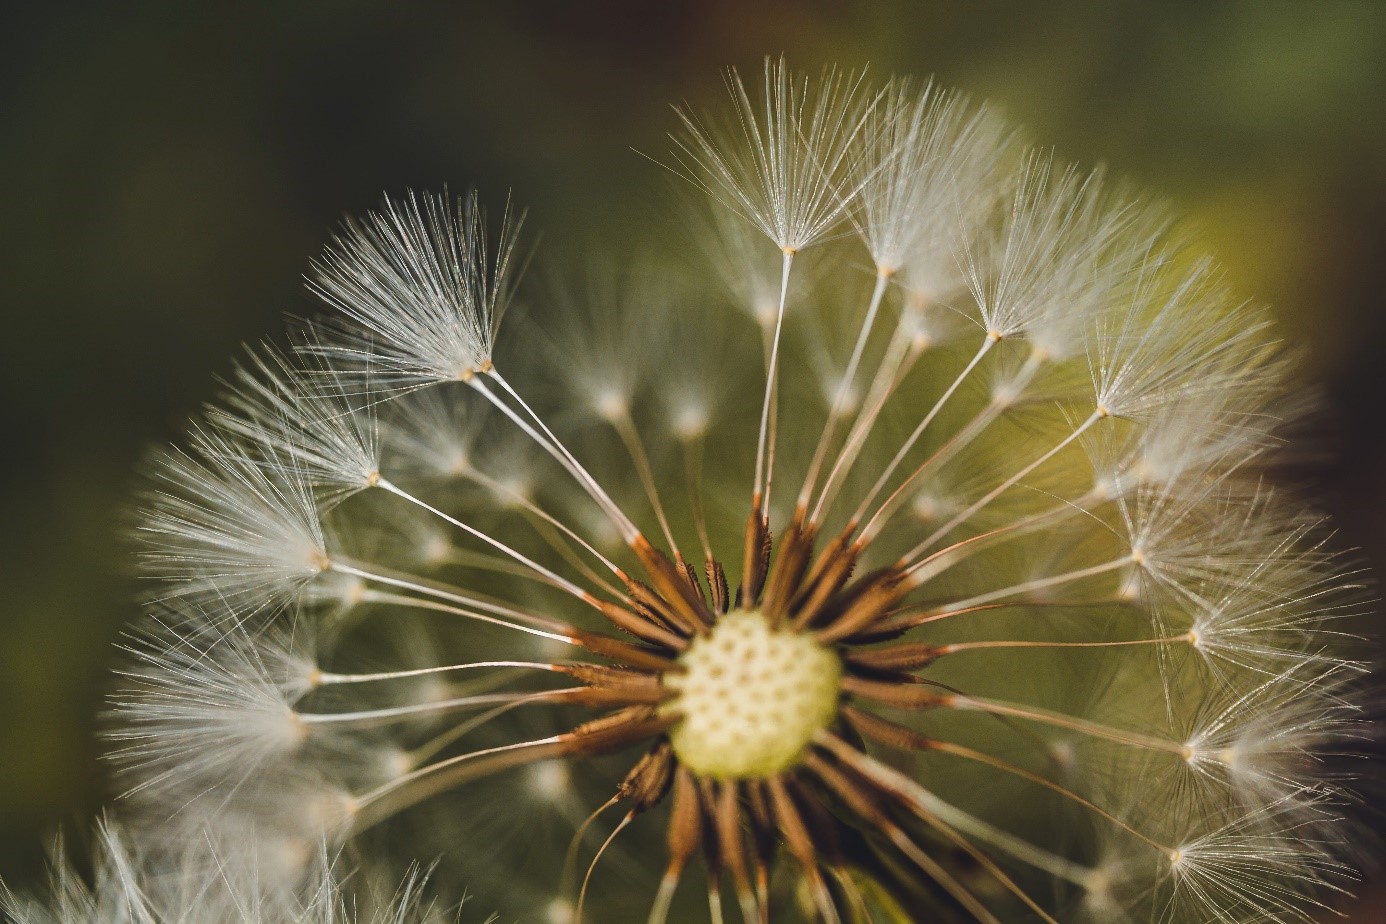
[2, 0, 1384, 914]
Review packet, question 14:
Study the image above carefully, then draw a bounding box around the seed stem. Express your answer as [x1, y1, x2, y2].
[861, 344, 1048, 541]
[315, 660, 563, 685]
[937, 633, 1194, 657]
[752, 250, 794, 510]
[812, 733, 1098, 888]
[851, 335, 996, 528]
[349, 735, 567, 831]
[476, 371, 640, 541]
[299, 688, 570, 728]
[942, 695, 1188, 755]
[611, 406, 682, 558]
[798, 268, 892, 511]
[336, 569, 575, 643]
[934, 555, 1136, 613]
[812, 311, 929, 523]
[902, 409, 1103, 566]
[465, 465, 626, 580]
[376, 477, 591, 600]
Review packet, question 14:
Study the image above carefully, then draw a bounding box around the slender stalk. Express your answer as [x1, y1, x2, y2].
[336, 569, 575, 645]
[521, 514, 626, 600]
[929, 555, 1137, 613]
[465, 466, 626, 579]
[560, 795, 623, 908]
[925, 737, 1176, 855]
[904, 482, 1118, 586]
[315, 660, 564, 685]
[682, 434, 714, 564]
[647, 873, 680, 924]
[376, 477, 591, 600]
[578, 813, 635, 923]
[349, 735, 568, 831]
[474, 373, 639, 541]
[876, 598, 1130, 635]
[612, 407, 681, 556]
[405, 697, 539, 766]
[892, 794, 1060, 924]
[707, 887, 725, 924]
[797, 268, 892, 510]
[859, 346, 1046, 541]
[812, 313, 928, 523]
[752, 250, 794, 508]
[902, 409, 1104, 565]
[434, 546, 549, 583]
[813, 733, 1098, 888]
[942, 695, 1189, 756]
[299, 688, 571, 729]
[850, 335, 996, 527]
[937, 633, 1194, 657]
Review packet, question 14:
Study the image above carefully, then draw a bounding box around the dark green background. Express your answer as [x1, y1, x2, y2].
[2, 1, 1384, 915]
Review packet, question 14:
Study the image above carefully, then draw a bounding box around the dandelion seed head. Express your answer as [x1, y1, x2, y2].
[107, 614, 315, 801]
[136, 428, 331, 617]
[305, 188, 521, 387]
[852, 79, 1011, 288]
[0, 816, 469, 924]
[668, 400, 711, 442]
[542, 898, 576, 924]
[378, 384, 482, 482]
[210, 344, 382, 500]
[109, 63, 1369, 923]
[525, 760, 571, 802]
[670, 57, 872, 253]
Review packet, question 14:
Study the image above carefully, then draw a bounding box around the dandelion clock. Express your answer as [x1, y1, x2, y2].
[10, 60, 1366, 924]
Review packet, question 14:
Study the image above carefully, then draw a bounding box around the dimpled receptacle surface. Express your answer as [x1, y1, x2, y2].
[661, 608, 841, 779]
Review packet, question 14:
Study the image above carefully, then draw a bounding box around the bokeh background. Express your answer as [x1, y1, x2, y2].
[2, 0, 1384, 915]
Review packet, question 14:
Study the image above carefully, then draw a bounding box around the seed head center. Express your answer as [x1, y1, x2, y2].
[661, 608, 841, 779]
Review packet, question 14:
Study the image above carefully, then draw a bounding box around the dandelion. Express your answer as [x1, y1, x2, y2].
[115, 62, 1367, 922]
[0, 817, 484, 923]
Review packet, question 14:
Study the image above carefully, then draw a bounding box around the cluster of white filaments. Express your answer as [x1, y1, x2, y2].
[0, 817, 479, 924]
[72, 58, 1366, 924]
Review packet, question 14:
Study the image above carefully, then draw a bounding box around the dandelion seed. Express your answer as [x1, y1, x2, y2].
[136, 426, 331, 618]
[305, 188, 522, 387]
[850, 80, 1011, 284]
[0, 816, 487, 923]
[670, 57, 873, 256]
[209, 343, 382, 501]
